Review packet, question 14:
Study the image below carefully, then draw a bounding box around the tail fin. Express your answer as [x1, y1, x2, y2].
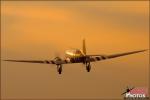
[83, 39, 86, 55]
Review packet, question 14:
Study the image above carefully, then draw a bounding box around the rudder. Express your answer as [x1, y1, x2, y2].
[83, 39, 86, 55]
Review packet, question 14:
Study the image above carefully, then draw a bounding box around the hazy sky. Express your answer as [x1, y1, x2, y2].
[1, 1, 149, 99]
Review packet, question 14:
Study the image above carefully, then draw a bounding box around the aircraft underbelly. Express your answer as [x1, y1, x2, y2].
[70, 57, 83, 63]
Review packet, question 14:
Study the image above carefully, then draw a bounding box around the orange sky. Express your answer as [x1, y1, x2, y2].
[1, 1, 149, 99]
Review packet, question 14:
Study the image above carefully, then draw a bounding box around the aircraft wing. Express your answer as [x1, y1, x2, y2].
[89, 49, 148, 62]
[4, 50, 147, 64]
[4, 60, 51, 64]
[3, 59, 69, 64]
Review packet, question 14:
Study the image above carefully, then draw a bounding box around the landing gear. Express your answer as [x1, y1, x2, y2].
[57, 64, 62, 74]
[86, 62, 91, 72]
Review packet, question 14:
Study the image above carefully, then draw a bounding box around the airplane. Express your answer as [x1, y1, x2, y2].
[4, 39, 148, 74]
[121, 86, 135, 95]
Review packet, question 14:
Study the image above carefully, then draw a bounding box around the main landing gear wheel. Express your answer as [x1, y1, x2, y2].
[57, 65, 62, 74]
[86, 62, 91, 72]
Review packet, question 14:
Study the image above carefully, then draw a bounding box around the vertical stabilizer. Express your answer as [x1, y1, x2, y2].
[83, 39, 86, 55]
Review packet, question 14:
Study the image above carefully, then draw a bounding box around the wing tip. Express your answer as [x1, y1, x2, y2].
[141, 49, 149, 52]
[3, 60, 14, 61]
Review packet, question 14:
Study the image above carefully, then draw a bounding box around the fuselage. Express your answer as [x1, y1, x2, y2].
[65, 49, 85, 63]
[65, 49, 85, 57]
